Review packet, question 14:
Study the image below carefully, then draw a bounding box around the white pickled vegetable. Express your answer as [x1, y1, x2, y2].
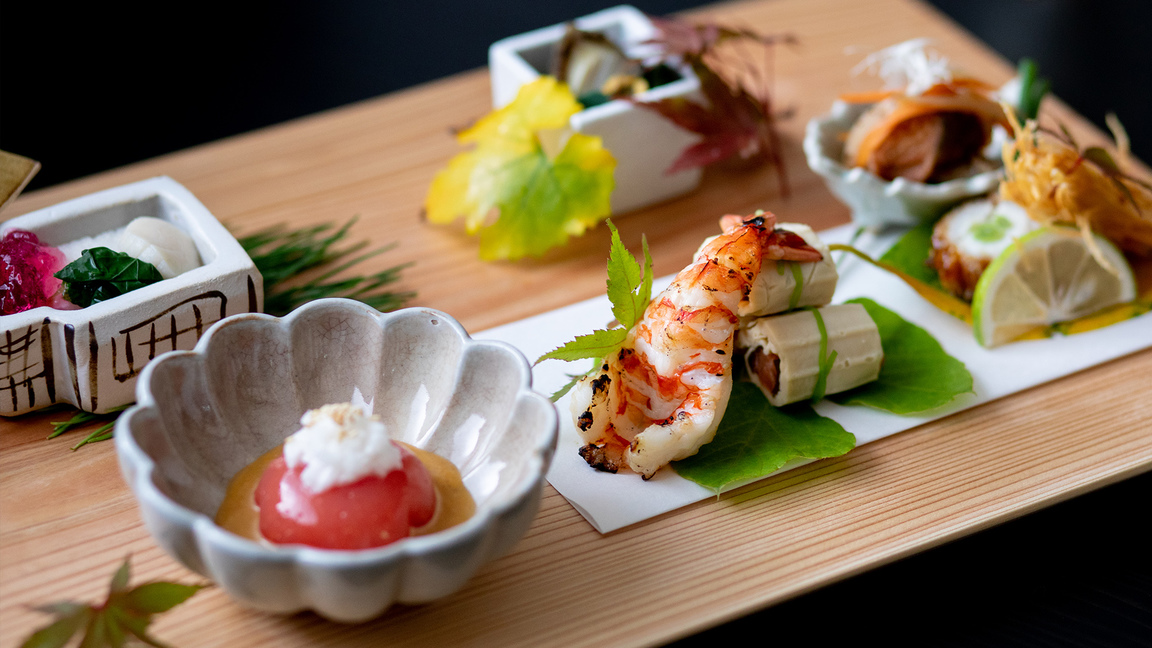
[117, 217, 201, 279]
[737, 303, 883, 406]
[566, 41, 634, 96]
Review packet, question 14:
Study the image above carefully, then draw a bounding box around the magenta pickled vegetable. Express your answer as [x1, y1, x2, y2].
[0, 229, 68, 315]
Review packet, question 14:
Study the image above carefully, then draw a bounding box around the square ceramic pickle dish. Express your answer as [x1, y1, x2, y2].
[0, 176, 262, 416]
[488, 5, 704, 215]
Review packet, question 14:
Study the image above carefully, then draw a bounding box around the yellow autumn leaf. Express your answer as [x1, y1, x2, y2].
[424, 77, 616, 260]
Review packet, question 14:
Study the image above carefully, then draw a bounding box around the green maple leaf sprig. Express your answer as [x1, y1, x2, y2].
[21, 557, 206, 648]
[535, 220, 653, 401]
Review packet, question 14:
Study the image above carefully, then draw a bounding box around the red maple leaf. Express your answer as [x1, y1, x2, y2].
[634, 16, 795, 195]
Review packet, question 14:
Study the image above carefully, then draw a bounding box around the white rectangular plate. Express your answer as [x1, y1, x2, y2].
[477, 223, 1152, 533]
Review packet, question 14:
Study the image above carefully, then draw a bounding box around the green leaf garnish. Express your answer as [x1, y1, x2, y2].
[53, 247, 164, 308]
[536, 328, 628, 364]
[1015, 58, 1049, 125]
[20, 557, 205, 648]
[535, 221, 653, 400]
[672, 382, 856, 491]
[605, 221, 653, 331]
[877, 220, 942, 288]
[549, 359, 601, 403]
[829, 298, 973, 414]
[539, 218, 653, 400]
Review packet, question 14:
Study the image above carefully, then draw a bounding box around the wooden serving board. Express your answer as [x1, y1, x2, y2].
[2, 0, 1150, 646]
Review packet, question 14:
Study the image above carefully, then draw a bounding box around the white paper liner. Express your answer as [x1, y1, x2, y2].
[476, 223, 1152, 533]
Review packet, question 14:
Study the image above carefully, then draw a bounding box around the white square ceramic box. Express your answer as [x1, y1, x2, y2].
[0, 176, 262, 416]
[489, 5, 704, 215]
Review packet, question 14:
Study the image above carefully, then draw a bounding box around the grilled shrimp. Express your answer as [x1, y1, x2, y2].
[570, 213, 822, 479]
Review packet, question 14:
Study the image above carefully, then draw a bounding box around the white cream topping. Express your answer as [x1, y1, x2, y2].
[283, 402, 402, 493]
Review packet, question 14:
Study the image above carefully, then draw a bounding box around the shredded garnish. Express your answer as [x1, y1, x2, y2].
[851, 38, 952, 96]
[999, 109, 1152, 257]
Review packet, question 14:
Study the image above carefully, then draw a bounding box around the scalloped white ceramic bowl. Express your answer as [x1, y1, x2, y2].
[803, 100, 1004, 229]
[115, 299, 558, 622]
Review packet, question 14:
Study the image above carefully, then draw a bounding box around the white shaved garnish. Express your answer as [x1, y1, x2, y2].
[283, 402, 401, 493]
[852, 38, 952, 96]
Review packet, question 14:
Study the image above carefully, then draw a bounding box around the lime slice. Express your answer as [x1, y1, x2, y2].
[971, 226, 1136, 347]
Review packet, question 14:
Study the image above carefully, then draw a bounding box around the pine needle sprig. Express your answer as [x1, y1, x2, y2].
[238, 217, 415, 317]
[47, 404, 130, 450]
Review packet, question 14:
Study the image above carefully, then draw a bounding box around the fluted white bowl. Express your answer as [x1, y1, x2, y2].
[115, 299, 558, 622]
[803, 99, 1004, 229]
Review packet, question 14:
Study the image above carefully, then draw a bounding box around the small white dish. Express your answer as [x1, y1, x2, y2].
[489, 5, 703, 215]
[0, 176, 261, 416]
[115, 300, 558, 621]
[803, 100, 1003, 229]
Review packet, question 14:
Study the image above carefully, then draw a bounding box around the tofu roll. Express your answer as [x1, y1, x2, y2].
[698, 222, 839, 318]
[737, 303, 883, 406]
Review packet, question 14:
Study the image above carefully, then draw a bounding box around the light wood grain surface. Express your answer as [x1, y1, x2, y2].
[2, 0, 1150, 646]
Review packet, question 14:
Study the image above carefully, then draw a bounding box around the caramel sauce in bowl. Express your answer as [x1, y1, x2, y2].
[215, 443, 475, 545]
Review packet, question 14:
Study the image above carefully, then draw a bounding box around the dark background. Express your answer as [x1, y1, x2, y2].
[3, 0, 1152, 191]
[3, 1, 1151, 645]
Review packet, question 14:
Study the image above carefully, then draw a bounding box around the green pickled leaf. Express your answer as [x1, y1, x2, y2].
[54, 247, 164, 308]
[830, 298, 973, 413]
[878, 220, 942, 289]
[548, 357, 603, 398]
[673, 382, 856, 491]
[550, 365, 597, 403]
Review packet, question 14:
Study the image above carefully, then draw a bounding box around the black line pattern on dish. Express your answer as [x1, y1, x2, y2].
[65, 323, 79, 406]
[110, 290, 228, 384]
[0, 318, 54, 412]
[247, 274, 258, 313]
